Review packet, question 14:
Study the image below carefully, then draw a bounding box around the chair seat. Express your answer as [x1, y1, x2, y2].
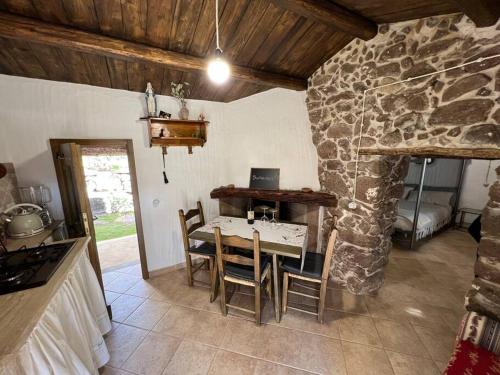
[225, 257, 270, 282]
[189, 242, 216, 256]
[282, 252, 324, 279]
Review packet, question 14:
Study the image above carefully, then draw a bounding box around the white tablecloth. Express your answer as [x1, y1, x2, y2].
[195, 216, 308, 266]
[0, 250, 112, 375]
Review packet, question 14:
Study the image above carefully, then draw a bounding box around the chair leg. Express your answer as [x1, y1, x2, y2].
[318, 279, 327, 323]
[185, 252, 193, 286]
[255, 282, 261, 325]
[219, 275, 227, 316]
[208, 257, 218, 303]
[282, 272, 289, 315]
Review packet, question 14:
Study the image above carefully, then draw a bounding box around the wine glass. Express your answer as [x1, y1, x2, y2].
[260, 206, 270, 222]
[269, 208, 278, 223]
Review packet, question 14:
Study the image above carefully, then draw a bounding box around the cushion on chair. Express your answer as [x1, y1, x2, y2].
[188, 242, 216, 256]
[225, 257, 270, 282]
[281, 252, 324, 279]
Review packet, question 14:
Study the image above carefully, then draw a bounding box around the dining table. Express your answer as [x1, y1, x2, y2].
[189, 215, 309, 322]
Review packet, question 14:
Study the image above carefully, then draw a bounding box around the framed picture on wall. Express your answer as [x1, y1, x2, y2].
[249, 168, 280, 190]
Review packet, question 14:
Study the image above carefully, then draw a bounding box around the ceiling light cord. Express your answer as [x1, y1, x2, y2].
[215, 0, 222, 52]
[349, 53, 500, 209]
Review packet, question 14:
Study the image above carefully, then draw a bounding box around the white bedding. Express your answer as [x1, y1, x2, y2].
[394, 200, 452, 240]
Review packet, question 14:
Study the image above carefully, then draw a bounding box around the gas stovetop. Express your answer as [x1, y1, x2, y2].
[0, 241, 76, 295]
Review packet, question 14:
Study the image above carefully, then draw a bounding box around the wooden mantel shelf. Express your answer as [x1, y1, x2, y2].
[210, 186, 337, 206]
[359, 147, 500, 160]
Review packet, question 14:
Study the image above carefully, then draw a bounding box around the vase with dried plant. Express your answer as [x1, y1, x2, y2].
[171, 82, 191, 120]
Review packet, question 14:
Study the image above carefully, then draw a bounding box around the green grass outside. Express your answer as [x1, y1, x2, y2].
[94, 212, 137, 242]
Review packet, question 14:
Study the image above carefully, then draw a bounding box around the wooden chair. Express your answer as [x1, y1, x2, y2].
[178, 201, 218, 302]
[214, 227, 273, 325]
[281, 225, 338, 323]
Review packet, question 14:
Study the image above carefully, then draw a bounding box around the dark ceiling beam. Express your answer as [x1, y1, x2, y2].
[0, 12, 307, 91]
[452, 0, 500, 27]
[268, 0, 377, 40]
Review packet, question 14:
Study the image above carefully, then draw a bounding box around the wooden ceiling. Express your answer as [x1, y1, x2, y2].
[0, 0, 494, 102]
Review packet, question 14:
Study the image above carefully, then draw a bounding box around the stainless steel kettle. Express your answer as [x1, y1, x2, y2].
[2, 204, 45, 238]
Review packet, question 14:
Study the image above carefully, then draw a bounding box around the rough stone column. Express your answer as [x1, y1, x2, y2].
[466, 166, 500, 318]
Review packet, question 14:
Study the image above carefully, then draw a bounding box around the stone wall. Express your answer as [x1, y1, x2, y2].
[306, 14, 500, 294]
[467, 166, 500, 320]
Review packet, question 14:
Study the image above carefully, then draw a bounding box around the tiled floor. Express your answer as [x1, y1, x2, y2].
[100, 229, 477, 375]
[98, 234, 140, 272]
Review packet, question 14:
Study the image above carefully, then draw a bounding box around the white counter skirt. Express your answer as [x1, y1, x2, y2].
[1, 250, 112, 375]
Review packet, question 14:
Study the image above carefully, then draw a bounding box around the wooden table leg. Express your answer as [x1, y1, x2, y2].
[272, 254, 281, 322]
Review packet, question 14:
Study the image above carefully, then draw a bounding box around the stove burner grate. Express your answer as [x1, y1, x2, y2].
[0, 269, 27, 285]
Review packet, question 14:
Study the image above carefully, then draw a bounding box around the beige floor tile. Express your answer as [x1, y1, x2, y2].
[342, 341, 394, 375]
[116, 263, 143, 277]
[105, 324, 148, 368]
[208, 349, 313, 374]
[326, 288, 370, 316]
[105, 273, 142, 293]
[221, 318, 346, 374]
[412, 324, 456, 363]
[124, 299, 171, 329]
[105, 290, 122, 304]
[103, 271, 120, 287]
[153, 305, 229, 347]
[125, 279, 160, 299]
[434, 361, 449, 373]
[278, 307, 340, 339]
[122, 332, 181, 375]
[110, 294, 145, 322]
[99, 366, 134, 374]
[374, 319, 430, 358]
[163, 340, 217, 375]
[335, 312, 382, 347]
[386, 351, 440, 375]
[97, 235, 140, 272]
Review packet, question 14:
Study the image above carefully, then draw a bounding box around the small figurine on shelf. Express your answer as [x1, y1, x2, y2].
[171, 81, 191, 120]
[159, 111, 171, 119]
[145, 82, 157, 117]
[198, 113, 206, 121]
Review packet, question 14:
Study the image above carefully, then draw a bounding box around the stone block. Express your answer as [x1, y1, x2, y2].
[429, 99, 494, 126]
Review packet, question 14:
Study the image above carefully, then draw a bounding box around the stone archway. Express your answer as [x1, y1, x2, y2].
[306, 13, 500, 302]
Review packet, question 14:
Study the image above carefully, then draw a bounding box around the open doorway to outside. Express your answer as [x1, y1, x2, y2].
[81, 147, 139, 273]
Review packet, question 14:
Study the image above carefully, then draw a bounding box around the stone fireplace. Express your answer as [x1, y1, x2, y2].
[306, 13, 500, 300]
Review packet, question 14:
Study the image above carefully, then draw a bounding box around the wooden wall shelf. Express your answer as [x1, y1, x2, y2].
[210, 186, 337, 207]
[140, 117, 208, 154]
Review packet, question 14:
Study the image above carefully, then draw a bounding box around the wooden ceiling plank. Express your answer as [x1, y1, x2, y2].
[0, 38, 25, 75]
[28, 43, 71, 81]
[105, 57, 129, 90]
[94, 0, 124, 38]
[82, 54, 111, 88]
[3, 39, 49, 79]
[224, 0, 269, 61]
[268, 0, 377, 40]
[215, 0, 251, 53]
[0, 12, 306, 90]
[121, 0, 147, 42]
[249, 10, 301, 69]
[452, 0, 500, 27]
[61, 0, 100, 31]
[58, 49, 92, 85]
[160, 69, 183, 96]
[169, 0, 204, 53]
[30, 0, 69, 23]
[189, 0, 228, 57]
[145, 0, 177, 48]
[1, 0, 37, 17]
[233, 3, 283, 66]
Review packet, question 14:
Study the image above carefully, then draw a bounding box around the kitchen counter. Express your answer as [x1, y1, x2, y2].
[4, 220, 65, 252]
[0, 237, 89, 356]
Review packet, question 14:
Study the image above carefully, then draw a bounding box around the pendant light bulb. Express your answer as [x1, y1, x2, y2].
[207, 0, 230, 85]
[208, 48, 230, 84]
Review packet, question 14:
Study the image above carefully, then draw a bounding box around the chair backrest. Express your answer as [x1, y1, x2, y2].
[178, 201, 205, 252]
[214, 227, 261, 283]
[321, 217, 338, 280]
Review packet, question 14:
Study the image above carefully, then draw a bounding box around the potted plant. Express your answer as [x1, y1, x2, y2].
[171, 81, 191, 120]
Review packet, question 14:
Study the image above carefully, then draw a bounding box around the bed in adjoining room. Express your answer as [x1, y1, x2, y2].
[392, 158, 466, 249]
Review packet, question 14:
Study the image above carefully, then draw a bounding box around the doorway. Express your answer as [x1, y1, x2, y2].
[50, 139, 148, 287]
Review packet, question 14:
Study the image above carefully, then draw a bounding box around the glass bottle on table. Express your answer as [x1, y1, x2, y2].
[247, 199, 255, 224]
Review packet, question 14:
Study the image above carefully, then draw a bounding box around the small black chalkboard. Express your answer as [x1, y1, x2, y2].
[249, 168, 280, 190]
